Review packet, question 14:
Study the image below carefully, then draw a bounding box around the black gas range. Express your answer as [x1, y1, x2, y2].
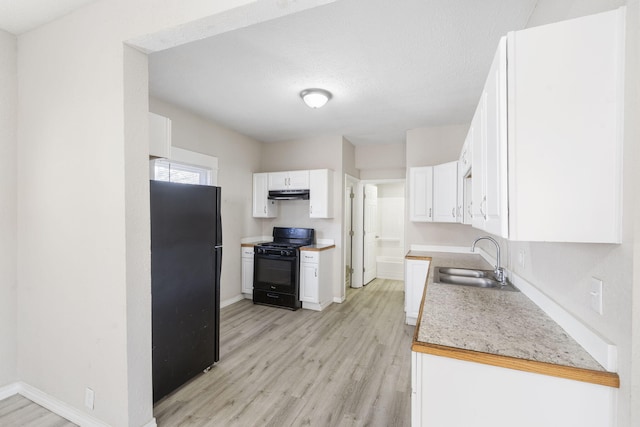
[253, 227, 315, 310]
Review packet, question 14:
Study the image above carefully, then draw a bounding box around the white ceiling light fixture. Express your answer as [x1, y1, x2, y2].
[300, 88, 332, 109]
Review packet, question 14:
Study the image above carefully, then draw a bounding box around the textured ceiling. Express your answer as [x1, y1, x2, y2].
[149, 0, 538, 145]
[0, 0, 98, 34]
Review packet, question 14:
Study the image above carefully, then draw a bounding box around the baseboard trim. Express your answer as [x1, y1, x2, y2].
[0, 382, 19, 400]
[221, 294, 245, 308]
[1, 382, 157, 427]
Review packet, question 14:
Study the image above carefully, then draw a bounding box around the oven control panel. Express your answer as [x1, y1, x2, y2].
[255, 246, 297, 257]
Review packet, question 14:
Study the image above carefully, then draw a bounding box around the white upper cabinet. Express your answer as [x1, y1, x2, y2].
[309, 169, 334, 218]
[268, 170, 310, 191]
[149, 112, 171, 159]
[433, 161, 459, 223]
[409, 166, 433, 222]
[466, 8, 624, 243]
[479, 37, 508, 238]
[252, 173, 277, 218]
[506, 8, 624, 243]
[458, 135, 473, 225]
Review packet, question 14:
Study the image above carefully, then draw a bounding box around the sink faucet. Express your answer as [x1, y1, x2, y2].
[471, 236, 505, 283]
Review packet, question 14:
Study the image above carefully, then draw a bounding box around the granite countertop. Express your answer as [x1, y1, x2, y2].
[409, 251, 618, 386]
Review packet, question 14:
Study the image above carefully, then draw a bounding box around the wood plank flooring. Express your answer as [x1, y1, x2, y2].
[155, 278, 413, 427]
[0, 278, 412, 427]
[0, 394, 77, 427]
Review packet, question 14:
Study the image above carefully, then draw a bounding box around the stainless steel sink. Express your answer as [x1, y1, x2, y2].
[433, 267, 518, 291]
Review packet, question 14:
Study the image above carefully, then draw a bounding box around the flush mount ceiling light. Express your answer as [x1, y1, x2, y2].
[300, 88, 332, 109]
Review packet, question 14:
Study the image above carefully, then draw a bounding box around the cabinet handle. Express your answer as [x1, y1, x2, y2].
[468, 202, 473, 218]
[480, 196, 487, 220]
[310, 205, 313, 214]
[428, 208, 432, 218]
[315, 268, 318, 278]
[264, 206, 266, 213]
[452, 207, 456, 218]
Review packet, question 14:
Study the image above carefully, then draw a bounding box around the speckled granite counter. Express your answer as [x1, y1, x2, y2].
[410, 251, 619, 387]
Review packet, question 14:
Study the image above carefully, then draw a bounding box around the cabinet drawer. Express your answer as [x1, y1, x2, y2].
[300, 251, 319, 263]
[242, 248, 254, 257]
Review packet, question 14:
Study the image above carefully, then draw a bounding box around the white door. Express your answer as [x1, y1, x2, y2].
[345, 185, 354, 288]
[363, 184, 378, 285]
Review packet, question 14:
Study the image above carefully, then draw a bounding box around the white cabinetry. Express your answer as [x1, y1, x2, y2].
[300, 249, 333, 311]
[432, 161, 458, 223]
[404, 258, 430, 325]
[471, 37, 508, 238]
[466, 8, 624, 243]
[409, 167, 433, 222]
[412, 351, 615, 427]
[252, 173, 277, 218]
[149, 112, 171, 158]
[268, 170, 310, 191]
[309, 169, 333, 218]
[241, 246, 254, 298]
[505, 8, 624, 243]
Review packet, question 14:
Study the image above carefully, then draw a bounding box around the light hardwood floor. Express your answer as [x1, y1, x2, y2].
[0, 394, 76, 427]
[155, 278, 413, 427]
[0, 278, 412, 427]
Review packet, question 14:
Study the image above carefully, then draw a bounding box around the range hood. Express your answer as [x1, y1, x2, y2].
[268, 189, 310, 200]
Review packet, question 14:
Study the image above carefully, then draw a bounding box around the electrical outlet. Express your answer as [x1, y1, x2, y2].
[590, 277, 603, 315]
[85, 387, 94, 410]
[518, 249, 525, 268]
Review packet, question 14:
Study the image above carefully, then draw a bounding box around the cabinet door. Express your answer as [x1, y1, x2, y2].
[482, 37, 508, 238]
[470, 102, 485, 230]
[300, 261, 319, 303]
[253, 173, 277, 218]
[404, 259, 429, 325]
[309, 169, 333, 218]
[241, 251, 254, 295]
[288, 170, 310, 190]
[507, 9, 624, 243]
[149, 112, 171, 158]
[409, 167, 433, 222]
[267, 172, 289, 190]
[433, 161, 458, 223]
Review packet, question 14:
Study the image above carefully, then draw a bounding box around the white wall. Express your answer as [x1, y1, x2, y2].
[260, 135, 345, 300]
[355, 142, 405, 180]
[149, 97, 263, 303]
[0, 29, 17, 389]
[14, 0, 335, 426]
[376, 182, 404, 259]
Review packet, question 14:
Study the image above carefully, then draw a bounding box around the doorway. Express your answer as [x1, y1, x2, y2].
[345, 178, 405, 292]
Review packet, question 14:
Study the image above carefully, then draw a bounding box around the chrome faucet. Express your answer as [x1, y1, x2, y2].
[471, 236, 505, 283]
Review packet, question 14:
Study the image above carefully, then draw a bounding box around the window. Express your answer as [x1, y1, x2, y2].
[152, 160, 211, 185]
[149, 147, 218, 186]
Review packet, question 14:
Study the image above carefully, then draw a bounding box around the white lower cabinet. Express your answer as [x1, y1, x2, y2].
[241, 247, 254, 298]
[300, 249, 333, 311]
[412, 351, 616, 427]
[404, 258, 430, 325]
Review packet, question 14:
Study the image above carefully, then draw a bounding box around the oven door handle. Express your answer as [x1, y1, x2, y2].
[255, 253, 295, 260]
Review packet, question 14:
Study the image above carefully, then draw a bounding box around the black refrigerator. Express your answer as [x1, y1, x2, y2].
[150, 180, 222, 403]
